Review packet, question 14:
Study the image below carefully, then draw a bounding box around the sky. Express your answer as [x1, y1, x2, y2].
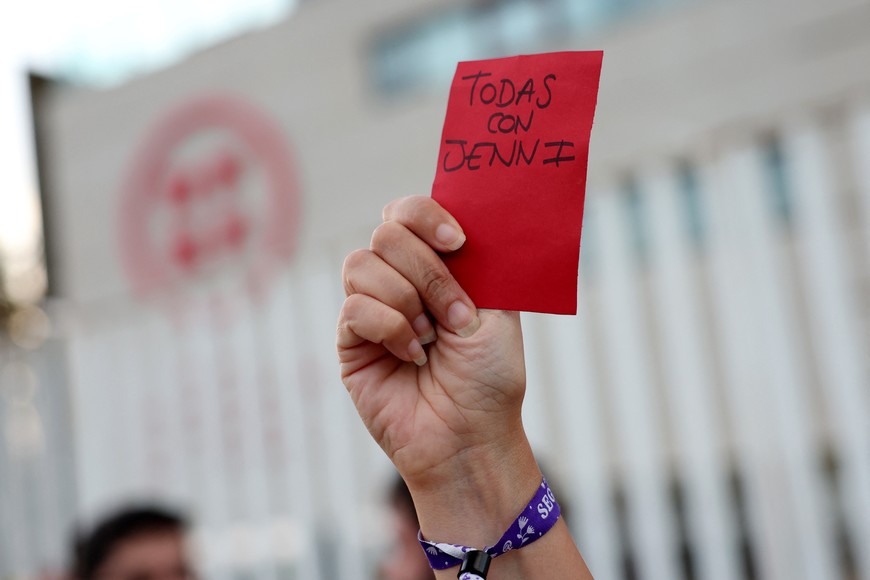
[0, 0, 296, 302]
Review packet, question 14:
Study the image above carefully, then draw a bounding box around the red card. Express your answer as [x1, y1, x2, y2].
[432, 51, 602, 315]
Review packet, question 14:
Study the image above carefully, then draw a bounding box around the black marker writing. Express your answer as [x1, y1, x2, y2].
[462, 71, 494, 106]
[442, 139, 540, 172]
[443, 69, 572, 172]
[542, 140, 575, 166]
[462, 71, 557, 109]
[536, 74, 556, 109]
[487, 110, 535, 135]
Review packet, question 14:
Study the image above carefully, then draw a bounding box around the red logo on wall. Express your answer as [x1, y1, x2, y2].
[118, 96, 300, 301]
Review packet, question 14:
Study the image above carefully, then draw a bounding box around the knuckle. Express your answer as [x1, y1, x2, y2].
[370, 220, 404, 253]
[335, 316, 348, 340]
[382, 195, 423, 222]
[342, 249, 371, 292]
[381, 199, 399, 221]
[343, 248, 370, 272]
[342, 293, 366, 317]
[335, 301, 355, 341]
[395, 281, 420, 313]
[384, 308, 408, 337]
[420, 264, 452, 301]
[402, 196, 432, 227]
[409, 203, 432, 232]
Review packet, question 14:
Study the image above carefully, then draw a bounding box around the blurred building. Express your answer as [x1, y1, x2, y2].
[2, 0, 870, 579]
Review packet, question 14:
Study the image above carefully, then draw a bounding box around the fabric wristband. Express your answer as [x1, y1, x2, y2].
[418, 477, 561, 571]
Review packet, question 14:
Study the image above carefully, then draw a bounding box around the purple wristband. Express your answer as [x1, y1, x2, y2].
[418, 477, 562, 570]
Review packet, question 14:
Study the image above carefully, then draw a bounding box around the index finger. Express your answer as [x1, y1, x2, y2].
[382, 196, 466, 253]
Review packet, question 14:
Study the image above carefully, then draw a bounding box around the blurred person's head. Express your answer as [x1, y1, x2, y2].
[72, 505, 193, 580]
[380, 475, 434, 580]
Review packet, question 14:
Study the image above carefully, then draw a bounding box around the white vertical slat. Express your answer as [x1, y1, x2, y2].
[521, 313, 559, 453]
[785, 123, 870, 580]
[701, 153, 787, 580]
[166, 305, 213, 517]
[210, 293, 253, 528]
[297, 252, 366, 580]
[542, 277, 623, 580]
[104, 326, 138, 506]
[706, 145, 839, 580]
[130, 311, 178, 500]
[596, 188, 682, 580]
[180, 306, 217, 513]
[2, 441, 28, 574]
[32, 347, 61, 569]
[247, 286, 300, 571]
[731, 143, 839, 580]
[0, 355, 30, 575]
[151, 311, 190, 499]
[95, 325, 133, 498]
[707, 151, 791, 580]
[220, 299, 259, 527]
[110, 320, 146, 498]
[850, 105, 870, 258]
[186, 300, 232, 580]
[120, 317, 150, 499]
[232, 291, 279, 580]
[263, 270, 322, 578]
[66, 326, 113, 517]
[644, 166, 741, 580]
[249, 291, 293, 519]
[0, 383, 12, 575]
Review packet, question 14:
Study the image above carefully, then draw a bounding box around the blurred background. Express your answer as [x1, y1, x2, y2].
[1, 0, 869, 579]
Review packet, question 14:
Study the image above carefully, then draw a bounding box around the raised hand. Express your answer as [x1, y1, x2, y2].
[337, 196, 527, 489]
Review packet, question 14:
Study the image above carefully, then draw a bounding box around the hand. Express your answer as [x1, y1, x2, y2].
[337, 196, 590, 578]
[337, 196, 527, 490]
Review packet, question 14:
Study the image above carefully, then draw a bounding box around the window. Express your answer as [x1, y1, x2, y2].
[761, 137, 793, 226]
[623, 179, 649, 266]
[677, 161, 705, 249]
[371, 0, 697, 98]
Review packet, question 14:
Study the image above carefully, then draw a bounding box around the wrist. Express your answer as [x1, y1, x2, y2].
[407, 426, 541, 547]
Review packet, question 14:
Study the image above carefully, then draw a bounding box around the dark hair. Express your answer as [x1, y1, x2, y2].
[388, 473, 418, 525]
[72, 505, 188, 580]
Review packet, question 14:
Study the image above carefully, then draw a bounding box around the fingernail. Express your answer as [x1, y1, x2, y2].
[408, 338, 427, 366]
[412, 313, 437, 345]
[435, 223, 465, 251]
[447, 301, 480, 338]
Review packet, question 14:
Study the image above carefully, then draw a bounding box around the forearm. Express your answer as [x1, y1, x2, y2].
[408, 429, 592, 579]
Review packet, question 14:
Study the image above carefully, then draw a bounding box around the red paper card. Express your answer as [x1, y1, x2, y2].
[432, 51, 602, 314]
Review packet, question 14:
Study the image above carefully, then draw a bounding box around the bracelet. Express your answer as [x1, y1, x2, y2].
[418, 477, 561, 576]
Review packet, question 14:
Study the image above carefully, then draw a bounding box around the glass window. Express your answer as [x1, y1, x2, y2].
[372, 8, 478, 96]
[372, 0, 696, 98]
[553, 0, 613, 34]
[623, 179, 649, 266]
[490, 0, 549, 54]
[677, 161, 705, 249]
[579, 202, 597, 277]
[761, 137, 792, 226]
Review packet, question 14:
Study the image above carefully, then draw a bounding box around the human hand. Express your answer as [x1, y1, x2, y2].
[337, 196, 529, 493]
